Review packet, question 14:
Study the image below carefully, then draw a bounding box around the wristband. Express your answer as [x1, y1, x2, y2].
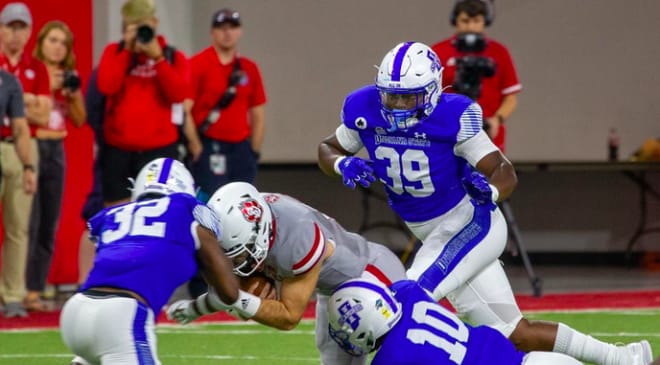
[333, 156, 347, 175]
[230, 290, 262, 319]
[192, 292, 231, 316]
[23, 164, 35, 173]
[489, 184, 500, 202]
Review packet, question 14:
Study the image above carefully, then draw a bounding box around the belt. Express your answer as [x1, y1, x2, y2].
[0, 137, 14, 143]
[82, 287, 148, 306]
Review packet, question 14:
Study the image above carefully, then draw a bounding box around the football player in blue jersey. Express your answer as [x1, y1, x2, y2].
[318, 42, 653, 365]
[328, 277, 583, 365]
[60, 158, 259, 365]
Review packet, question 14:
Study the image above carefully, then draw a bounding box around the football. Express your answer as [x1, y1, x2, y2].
[240, 274, 276, 298]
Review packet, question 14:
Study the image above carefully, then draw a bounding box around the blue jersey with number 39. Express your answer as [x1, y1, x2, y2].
[82, 193, 214, 312]
[341, 86, 475, 222]
[373, 281, 525, 365]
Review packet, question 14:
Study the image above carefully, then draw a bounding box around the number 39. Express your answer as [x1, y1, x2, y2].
[374, 146, 435, 197]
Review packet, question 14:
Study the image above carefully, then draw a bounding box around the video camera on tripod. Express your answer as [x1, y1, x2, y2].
[451, 32, 496, 101]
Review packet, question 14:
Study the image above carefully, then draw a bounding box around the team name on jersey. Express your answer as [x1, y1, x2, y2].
[374, 134, 431, 148]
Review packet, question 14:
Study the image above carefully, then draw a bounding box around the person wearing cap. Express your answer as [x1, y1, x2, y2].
[188, 8, 267, 203]
[96, 0, 190, 208]
[0, 1, 48, 318]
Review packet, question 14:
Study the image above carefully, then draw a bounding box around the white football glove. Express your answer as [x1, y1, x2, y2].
[166, 299, 199, 325]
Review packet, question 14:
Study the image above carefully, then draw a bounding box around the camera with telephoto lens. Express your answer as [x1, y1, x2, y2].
[136, 24, 155, 43]
[452, 32, 496, 101]
[62, 70, 81, 92]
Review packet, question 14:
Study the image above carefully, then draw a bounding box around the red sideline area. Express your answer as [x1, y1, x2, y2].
[1, 290, 659, 330]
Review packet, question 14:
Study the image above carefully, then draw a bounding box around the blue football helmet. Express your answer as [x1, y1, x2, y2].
[130, 158, 196, 201]
[375, 42, 443, 130]
[327, 278, 403, 356]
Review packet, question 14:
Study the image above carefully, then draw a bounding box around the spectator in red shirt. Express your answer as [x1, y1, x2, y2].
[0, 1, 47, 318]
[96, 0, 189, 206]
[24, 20, 87, 313]
[432, 0, 521, 151]
[189, 8, 267, 203]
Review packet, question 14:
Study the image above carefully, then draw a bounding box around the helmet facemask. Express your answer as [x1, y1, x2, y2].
[207, 182, 274, 277]
[224, 222, 270, 277]
[375, 42, 443, 131]
[378, 81, 439, 131]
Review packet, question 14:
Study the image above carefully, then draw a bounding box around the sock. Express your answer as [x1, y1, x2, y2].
[553, 323, 621, 365]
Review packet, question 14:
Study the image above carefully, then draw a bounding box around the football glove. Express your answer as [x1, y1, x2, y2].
[461, 165, 498, 209]
[166, 299, 199, 325]
[335, 157, 376, 189]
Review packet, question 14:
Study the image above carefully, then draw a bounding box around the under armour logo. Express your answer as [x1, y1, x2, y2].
[241, 299, 250, 310]
[414, 132, 427, 139]
[355, 117, 367, 130]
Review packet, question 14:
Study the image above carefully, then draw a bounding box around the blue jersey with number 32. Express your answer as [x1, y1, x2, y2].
[82, 193, 210, 312]
[342, 86, 474, 222]
[373, 280, 525, 365]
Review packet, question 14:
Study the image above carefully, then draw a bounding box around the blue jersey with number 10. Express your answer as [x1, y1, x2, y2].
[82, 193, 212, 312]
[373, 280, 525, 365]
[342, 86, 475, 222]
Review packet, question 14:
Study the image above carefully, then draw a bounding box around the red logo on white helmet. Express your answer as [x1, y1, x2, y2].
[239, 199, 263, 223]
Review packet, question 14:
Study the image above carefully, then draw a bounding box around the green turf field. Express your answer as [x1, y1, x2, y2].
[0, 310, 658, 365]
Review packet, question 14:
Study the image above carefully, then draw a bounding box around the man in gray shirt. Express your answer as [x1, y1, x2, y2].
[0, 69, 37, 318]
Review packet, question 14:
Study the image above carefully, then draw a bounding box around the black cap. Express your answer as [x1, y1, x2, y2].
[212, 8, 241, 27]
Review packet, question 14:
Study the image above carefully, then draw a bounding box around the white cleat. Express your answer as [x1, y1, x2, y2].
[624, 340, 653, 365]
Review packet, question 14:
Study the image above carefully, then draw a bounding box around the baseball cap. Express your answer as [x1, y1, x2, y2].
[0, 2, 32, 26]
[121, 0, 156, 23]
[212, 8, 241, 27]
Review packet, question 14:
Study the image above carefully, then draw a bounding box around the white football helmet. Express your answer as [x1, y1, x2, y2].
[375, 41, 443, 130]
[328, 278, 403, 357]
[207, 182, 273, 277]
[130, 158, 196, 201]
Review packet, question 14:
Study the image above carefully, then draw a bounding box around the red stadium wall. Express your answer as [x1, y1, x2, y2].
[0, 0, 94, 284]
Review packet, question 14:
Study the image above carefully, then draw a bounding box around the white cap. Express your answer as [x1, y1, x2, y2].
[0, 2, 32, 26]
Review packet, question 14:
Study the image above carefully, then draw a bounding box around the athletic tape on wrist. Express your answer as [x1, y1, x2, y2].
[230, 290, 262, 319]
[489, 184, 500, 202]
[333, 156, 347, 175]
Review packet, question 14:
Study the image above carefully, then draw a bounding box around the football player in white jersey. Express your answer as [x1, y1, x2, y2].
[167, 182, 407, 365]
[317, 41, 653, 365]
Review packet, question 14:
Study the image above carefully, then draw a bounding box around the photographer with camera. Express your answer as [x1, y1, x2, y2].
[432, 0, 521, 152]
[23, 20, 87, 313]
[96, 0, 189, 207]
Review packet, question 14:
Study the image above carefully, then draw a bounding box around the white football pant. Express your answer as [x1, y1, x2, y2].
[406, 196, 523, 336]
[60, 293, 160, 365]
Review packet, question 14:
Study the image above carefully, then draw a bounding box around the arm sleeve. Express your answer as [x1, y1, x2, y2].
[456, 102, 484, 142]
[97, 43, 132, 96]
[153, 50, 190, 103]
[7, 76, 25, 118]
[454, 130, 499, 166]
[335, 124, 363, 153]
